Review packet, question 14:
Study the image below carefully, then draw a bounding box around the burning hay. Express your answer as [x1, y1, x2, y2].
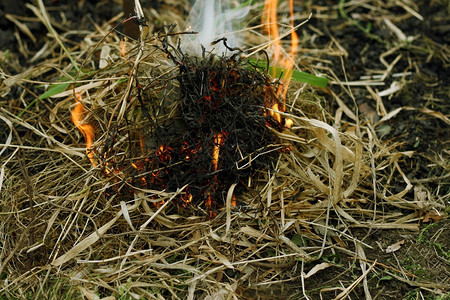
[96, 43, 289, 216]
[0, 0, 448, 298]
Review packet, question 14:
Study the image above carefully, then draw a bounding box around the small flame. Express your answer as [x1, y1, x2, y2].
[205, 132, 226, 218]
[181, 190, 193, 207]
[285, 118, 294, 128]
[71, 92, 96, 166]
[263, 0, 281, 62]
[270, 103, 282, 124]
[120, 39, 127, 58]
[263, 0, 297, 126]
[280, 0, 298, 99]
[212, 133, 224, 172]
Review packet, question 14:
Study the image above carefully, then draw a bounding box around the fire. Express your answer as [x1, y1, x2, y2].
[120, 39, 127, 58]
[270, 102, 282, 124]
[156, 145, 172, 162]
[205, 132, 226, 217]
[263, 0, 297, 127]
[212, 133, 224, 172]
[71, 92, 96, 166]
[263, 0, 281, 62]
[77, 2, 297, 215]
[181, 190, 193, 207]
[285, 118, 294, 128]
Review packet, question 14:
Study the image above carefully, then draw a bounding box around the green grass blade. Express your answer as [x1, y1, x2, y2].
[278, 67, 328, 88]
[248, 59, 328, 88]
[38, 83, 70, 100]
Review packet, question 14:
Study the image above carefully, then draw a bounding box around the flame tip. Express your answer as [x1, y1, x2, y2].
[71, 93, 96, 167]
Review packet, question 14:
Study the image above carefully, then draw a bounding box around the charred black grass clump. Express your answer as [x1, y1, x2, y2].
[106, 47, 288, 214]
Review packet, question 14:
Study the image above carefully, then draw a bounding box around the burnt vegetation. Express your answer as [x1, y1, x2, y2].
[104, 40, 288, 214]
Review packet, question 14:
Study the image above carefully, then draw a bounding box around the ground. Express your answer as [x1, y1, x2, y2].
[0, 0, 448, 299]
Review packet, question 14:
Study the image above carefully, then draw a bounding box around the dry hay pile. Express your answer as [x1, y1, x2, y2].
[0, 1, 447, 299]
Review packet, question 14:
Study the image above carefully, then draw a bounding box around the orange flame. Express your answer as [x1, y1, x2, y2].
[206, 132, 226, 218]
[212, 133, 224, 172]
[120, 39, 127, 58]
[72, 92, 96, 166]
[263, 0, 281, 62]
[181, 191, 193, 207]
[263, 0, 297, 127]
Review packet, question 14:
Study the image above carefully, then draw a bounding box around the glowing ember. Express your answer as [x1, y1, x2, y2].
[71, 92, 96, 166]
[181, 190, 193, 207]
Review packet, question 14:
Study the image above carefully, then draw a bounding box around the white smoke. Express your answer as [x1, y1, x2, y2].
[183, 0, 250, 56]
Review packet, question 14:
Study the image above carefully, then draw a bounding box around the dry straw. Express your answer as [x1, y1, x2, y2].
[0, 0, 447, 298]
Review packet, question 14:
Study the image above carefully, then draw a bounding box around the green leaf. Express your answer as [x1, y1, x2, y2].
[288, 68, 328, 88]
[38, 83, 70, 100]
[17, 82, 70, 119]
[37, 69, 96, 100]
[248, 59, 328, 87]
[376, 275, 393, 287]
[291, 234, 306, 247]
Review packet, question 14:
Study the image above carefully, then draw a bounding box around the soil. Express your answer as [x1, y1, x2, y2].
[0, 0, 448, 299]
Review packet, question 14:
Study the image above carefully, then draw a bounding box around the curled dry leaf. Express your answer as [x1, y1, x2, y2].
[385, 240, 405, 253]
[423, 212, 447, 223]
[304, 262, 333, 279]
[377, 81, 403, 97]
